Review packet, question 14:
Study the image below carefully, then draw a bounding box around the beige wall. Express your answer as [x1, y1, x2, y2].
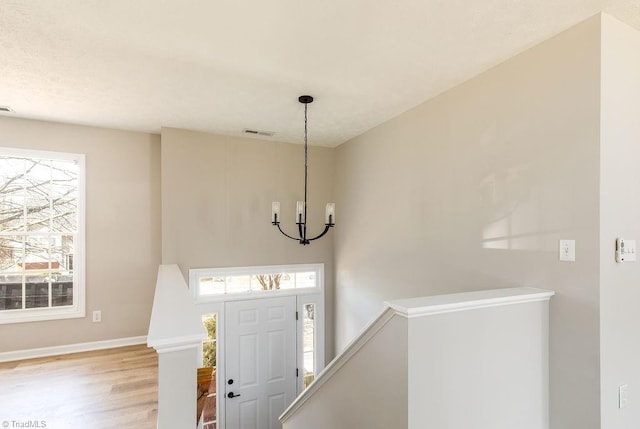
[334, 16, 602, 429]
[284, 314, 407, 429]
[160, 127, 335, 359]
[0, 116, 161, 352]
[600, 14, 640, 428]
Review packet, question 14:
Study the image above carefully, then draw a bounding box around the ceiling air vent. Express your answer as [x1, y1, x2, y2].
[0, 106, 14, 113]
[243, 129, 274, 137]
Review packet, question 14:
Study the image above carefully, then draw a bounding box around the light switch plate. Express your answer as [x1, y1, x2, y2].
[616, 239, 636, 263]
[620, 384, 629, 409]
[559, 240, 575, 262]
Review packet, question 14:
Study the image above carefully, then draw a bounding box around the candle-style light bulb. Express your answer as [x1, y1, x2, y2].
[272, 202, 280, 224]
[325, 203, 335, 225]
[296, 201, 305, 224]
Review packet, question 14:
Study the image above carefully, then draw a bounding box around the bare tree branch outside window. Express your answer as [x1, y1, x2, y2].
[255, 274, 282, 290]
[0, 156, 78, 311]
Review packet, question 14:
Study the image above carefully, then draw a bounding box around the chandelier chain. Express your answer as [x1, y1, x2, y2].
[304, 102, 308, 228]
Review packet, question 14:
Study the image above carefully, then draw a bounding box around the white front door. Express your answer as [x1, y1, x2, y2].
[225, 296, 297, 429]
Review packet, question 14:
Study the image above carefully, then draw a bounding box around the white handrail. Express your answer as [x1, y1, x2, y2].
[281, 287, 555, 426]
[280, 307, 396, 423]
[386, 287, 555, 318]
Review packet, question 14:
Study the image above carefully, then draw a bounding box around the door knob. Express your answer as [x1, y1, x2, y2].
[227, 392, 241, 399]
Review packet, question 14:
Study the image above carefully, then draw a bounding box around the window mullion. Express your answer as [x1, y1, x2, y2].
[21, 158, 27, 310]
[21, 236, 26, 310]
[49, 159, 53, 232]
[21, 158, 27, 233]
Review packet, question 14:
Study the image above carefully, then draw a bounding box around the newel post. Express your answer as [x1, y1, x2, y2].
[148, 265, 206, 429]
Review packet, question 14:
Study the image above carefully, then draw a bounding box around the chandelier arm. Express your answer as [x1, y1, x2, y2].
[275, 223, 302, 241]
[306, 224, 333, 242]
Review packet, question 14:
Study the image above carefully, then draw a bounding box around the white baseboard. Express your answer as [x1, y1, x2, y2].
[0, 335, 148, 363]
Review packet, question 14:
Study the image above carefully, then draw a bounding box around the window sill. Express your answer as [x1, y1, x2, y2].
[0, 305, 85, 324]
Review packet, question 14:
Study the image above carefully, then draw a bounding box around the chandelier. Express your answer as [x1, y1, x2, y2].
[271, 95, 335, 245]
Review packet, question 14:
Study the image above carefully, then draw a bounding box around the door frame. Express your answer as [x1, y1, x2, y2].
[190, 264, 326, 429]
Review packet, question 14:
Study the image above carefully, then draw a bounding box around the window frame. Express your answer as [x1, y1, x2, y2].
[0, 147, 86, 324]
[189, 263, 324, 303]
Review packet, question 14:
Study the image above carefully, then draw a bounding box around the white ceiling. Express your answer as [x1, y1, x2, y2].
[1, 1, 639, 146]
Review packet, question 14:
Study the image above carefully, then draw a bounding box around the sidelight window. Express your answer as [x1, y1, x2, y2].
[201, 313, 218, 429]
[302, 303, 316, 389]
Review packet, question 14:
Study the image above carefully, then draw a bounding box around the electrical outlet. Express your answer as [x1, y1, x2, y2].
[92, 310, 102, 323]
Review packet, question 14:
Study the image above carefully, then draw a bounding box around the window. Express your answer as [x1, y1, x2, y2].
[201, 313, 218, 429]
[190, 264, 323, 301]
[302, 303, 316, 389]
[0, 147, 85, 323]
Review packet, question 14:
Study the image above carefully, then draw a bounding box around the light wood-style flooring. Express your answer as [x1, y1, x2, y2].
[0, 345, 158, 429]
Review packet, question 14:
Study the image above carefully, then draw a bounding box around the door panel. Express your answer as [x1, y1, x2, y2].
[239, 334, 258, 388]
[267, 331, 286, 381]
[239, 400, 258, 429]
[225, 296, 297, 429]
[268, 393, 286, 429]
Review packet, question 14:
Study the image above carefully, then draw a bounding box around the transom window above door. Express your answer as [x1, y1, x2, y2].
[189, 263, 323, 302]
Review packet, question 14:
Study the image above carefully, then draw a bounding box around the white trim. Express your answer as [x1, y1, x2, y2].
[0, 146, 85, 161]
[280, 307, 396, 423]
[75, 152, 87, 322]
[190, 263, 324, 278]
[154, 343, 201, 354]
[189, 263, 324, 303]
[0, 147, 86, 325]
[147, 334, 209, 351]
[0, 335, 147, 363]
[194, 287, 321, 304]
[386, 287, 555, 318]
[0, 305, 85, 324]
